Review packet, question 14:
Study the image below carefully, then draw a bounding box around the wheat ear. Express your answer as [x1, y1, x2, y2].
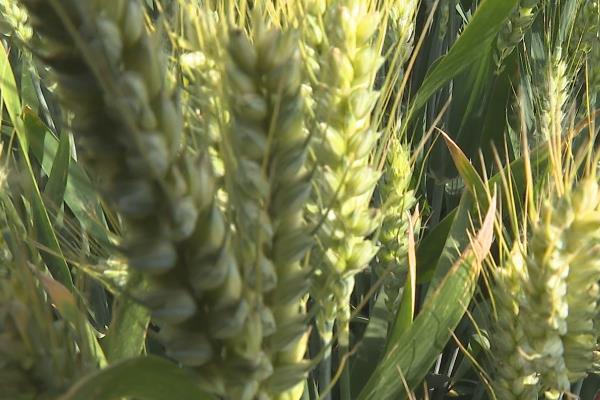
[18, 1, 247, 397]
[519, 179, 600, 397]
[223, 20, 312, 400]
[303, 0, 383, 349]
[373, 139, 417, 319]
[490, 246, 540, 399]
[495, 0, 540, 71]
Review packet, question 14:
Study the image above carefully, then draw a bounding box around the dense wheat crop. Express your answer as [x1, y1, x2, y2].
[0, 0, 599, 399]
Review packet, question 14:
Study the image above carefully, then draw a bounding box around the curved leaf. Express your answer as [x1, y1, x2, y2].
[60, 356, 213, 400]
[358, 194, 496, 400]
[408, 0, 518, 117]
[0, 42, 73, 289]
[386, 208, 419, 348]
[103, 275, 150, 362]
[45, 130, 70, 209]
[415, 208, 456, 284]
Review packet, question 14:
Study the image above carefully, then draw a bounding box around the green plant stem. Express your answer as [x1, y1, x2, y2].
[340, 344, 351, 400]
[318, 338, 332, 400]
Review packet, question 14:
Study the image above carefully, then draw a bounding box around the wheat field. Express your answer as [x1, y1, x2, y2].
[0, 0, 599, 399]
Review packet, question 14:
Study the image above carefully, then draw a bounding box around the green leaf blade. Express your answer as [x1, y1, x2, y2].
[60, 356, 214, 400]
[358, 195, 496, 400]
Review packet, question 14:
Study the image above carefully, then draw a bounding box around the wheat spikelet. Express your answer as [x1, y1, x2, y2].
[495, 0, 540, 71]
[436, 1, 452, 41]
[520, 196, 571, 395]
[490, 246, 540, 399]
[222, 19, 311, 400]
[179, 4, 225, 152]
[387, 0, 418, 75]
[538, 55, 568, 142]
[302, 0, 383, 347]
[529, 53, 568, 148]
[300, 0, 326, 82]
[560, 179, 600, 383]
[373, 139, 417, 318]
[0, 0, 31, 42]
[18, 1, 247, 397]
[518, 178, 600, 397]
[177, 4, 230, 223]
